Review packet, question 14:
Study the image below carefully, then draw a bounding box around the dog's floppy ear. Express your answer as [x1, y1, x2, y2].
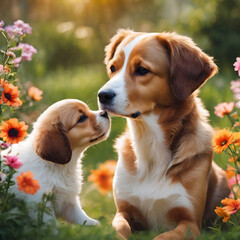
[104, 29, 133, 65]
[160, 33, 218, 100]
[34, 122, 72, 164]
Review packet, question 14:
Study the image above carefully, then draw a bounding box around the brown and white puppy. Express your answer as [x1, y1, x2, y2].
[98, 30, 230, 239]
[4, 99, 110, 225]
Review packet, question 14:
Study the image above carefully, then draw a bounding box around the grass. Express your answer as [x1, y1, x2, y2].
[19, 64, 239, 239]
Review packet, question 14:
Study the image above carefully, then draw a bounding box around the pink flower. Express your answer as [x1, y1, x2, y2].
[12, 57, 22, 68]
[4, 20, 32, 38]
[234, 57, 240, 76]
[228, 175, 240, 189]
[214, 102, 235, 118]
[4, 155, 23, 169]
[0, 172, 6, 183]
[5, 25, 23, 38]
[18, 43, 37, 61]
[0, 20, 4, 31]
[231, 80, 240, 94]
[0, 64, 3, 72]
[6, 51, 16, 59]
[0, 140, 11, 149]
[230, 80, 240, 108]
[13, 20, 32, 35]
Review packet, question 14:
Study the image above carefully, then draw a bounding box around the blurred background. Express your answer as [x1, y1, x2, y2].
[1, 0, 240, 231]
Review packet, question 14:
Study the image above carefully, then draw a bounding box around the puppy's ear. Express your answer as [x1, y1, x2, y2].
[34, 122, 72, 164]
[104, 29, 133, 65]
[159, 33, 218, 100]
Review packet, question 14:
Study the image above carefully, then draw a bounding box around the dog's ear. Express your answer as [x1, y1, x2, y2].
[159, 33, 218, 100]
[104, 29, 133, 65]
[34, 122, 72, 164]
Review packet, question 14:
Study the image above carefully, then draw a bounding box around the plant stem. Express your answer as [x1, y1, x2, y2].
[3, 170, 12, 210]
[227, 114, 234, 127]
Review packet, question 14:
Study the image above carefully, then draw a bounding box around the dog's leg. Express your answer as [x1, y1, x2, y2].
[153, 220, 200, 240]
[112, 211, 132, 240]
[57, 196, 99, 225]
[112, 199, 148, 239]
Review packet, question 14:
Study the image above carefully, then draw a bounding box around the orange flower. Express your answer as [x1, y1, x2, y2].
[213, 129, 234, 154]
[99, 160, 117, 174]
[225, 165, 236, 179]
[233, 132, 240, 145]
[233, 122, 240, 129]
[88, 160, 117, 194]
[4, 67, 11, 73]
[233, 113, 238, 119]
[215, 206, 230, 222]
[214, 102, 235, 118]
[229, 156, 237, 163]
[221, 198, 240, 215]
[28, 86, 43, 101]
[0, 82, 22, 107]
[0, 78, 7, 87]
[16, 171, 40, 195]
[0, 118, 28, 144]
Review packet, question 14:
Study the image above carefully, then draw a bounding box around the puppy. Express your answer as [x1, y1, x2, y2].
[3, 99, 110, 225]
[98, 29, 230, 239]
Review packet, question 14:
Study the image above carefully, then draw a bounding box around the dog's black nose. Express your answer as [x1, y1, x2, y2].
[100, 110, 108, 118]
[98, 89, 116, 104]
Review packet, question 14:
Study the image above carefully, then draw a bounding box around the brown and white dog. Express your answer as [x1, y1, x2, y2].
[98, 30, 230, 239]
[3, 99, 110, 225]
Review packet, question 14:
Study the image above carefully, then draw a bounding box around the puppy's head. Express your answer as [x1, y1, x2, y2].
[33, 99, 110, 164]
[98, 29, 218, 118]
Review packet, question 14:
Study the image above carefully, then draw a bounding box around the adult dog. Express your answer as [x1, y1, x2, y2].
[98, 30, 230, 239]
[3, 99, 110, 225]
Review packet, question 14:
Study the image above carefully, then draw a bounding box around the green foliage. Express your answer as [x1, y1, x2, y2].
[0, 0, 240, 239]
[0, 162, 56, 240]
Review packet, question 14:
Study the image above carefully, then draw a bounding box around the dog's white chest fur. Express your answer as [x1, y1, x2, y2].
[113, 114, 193, 230]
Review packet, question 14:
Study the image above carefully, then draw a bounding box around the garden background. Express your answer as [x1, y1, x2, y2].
[0, 0, 240, 239]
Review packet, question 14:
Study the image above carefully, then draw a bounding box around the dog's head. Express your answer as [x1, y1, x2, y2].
[33, 99, 110, 164]
[98, 29, 218, 118]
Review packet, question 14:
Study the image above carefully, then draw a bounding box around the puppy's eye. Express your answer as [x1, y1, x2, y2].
[77, 114, 88, 123]
[135, 66, 150, 76]
[110, 65, 116, 73]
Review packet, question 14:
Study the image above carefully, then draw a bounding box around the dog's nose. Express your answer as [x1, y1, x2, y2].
[98, 89, 116, 104]
[100, 110, 108, 118]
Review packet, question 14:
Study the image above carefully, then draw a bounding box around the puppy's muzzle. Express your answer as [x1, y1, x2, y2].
[100, 110, 108, 118]
[98, 89, 116, 105]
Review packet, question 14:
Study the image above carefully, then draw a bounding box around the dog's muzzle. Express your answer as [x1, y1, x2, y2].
[98, 89, 116, 105]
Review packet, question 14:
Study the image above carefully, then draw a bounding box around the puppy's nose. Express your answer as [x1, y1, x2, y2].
[100, 110, 108, 118]
[98, 89, 116, 104]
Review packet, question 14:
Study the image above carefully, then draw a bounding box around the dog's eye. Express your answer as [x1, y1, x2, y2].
[77, 114, 88, 123]
[110, 65, 116, 73]
[135, 66, 150, 76]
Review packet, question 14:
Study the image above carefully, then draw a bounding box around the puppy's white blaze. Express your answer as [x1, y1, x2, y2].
[114, 112, 193, 230]
[100, 34, 157, 115]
